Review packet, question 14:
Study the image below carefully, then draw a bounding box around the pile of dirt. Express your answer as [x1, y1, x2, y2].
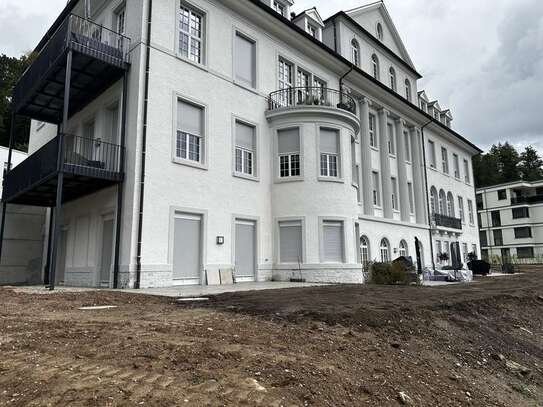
[0, 268, 542, 406]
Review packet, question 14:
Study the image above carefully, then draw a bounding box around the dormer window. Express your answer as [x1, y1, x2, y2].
[307, 24, 317, 38]
[371, 54, 380, 80]
[377, 23, 384, 41]
[351, 39, 360, 66]
[273, 1, 286, 17]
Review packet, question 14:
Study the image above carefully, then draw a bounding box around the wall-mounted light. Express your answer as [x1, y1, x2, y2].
[216, 236, 225, 245]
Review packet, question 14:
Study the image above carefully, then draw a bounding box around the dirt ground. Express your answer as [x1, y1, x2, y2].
[1, 268, 542, 406]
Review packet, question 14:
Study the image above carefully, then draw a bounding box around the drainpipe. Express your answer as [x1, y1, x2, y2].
[332, 19, 338, 52]
[135, 0, 153, 289]
[339, 64, 354, 107]
[420, 119, 436, 272]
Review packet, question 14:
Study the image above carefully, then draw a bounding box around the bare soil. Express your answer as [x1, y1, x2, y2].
[1, 267, 543, 406]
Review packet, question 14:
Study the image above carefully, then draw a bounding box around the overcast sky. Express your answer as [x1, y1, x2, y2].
[1, 0, 542, 153]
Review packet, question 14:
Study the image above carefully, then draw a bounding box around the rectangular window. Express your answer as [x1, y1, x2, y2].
[278, 58, 293, 105]
[441, 147, 449, 174]
[428, 140, 436, 168]
[307, 24, 317, 38]
[278, 128, 301, 178]
[491, 210, 501, 227]
[497, 189, 507, 200]
[178, 3, 204, 64]
[235, 120, 256, 176]
[479, 231, 488, 247]
[404, 131, 411, 162]
[467, 200, 474, 224]
[493, 229, 503, 246]
[273, 0, 286, 16]
[115, 7, 126, 36]
[372, 171, 381, 206]
[436, 240, 442, 255]
[279, 221, 302, 263]
[351, 138, 359, 187]
[387, 123, 395, 155]
[407, 182, 414, 214]
[458, 196, 465, 222]
[322, 221, 344, 263]
[391, 177, 399, 210]
[512, 207, 529, 219]
[464, 159, 470, 183]
[234, 32, 256, 88]
[472, 244, 477, 256]
[514, 227, 532, 239]
[476, 193, 484, 210]
[462, 243, 468, 262]
[453, 153, 460, 178]
[369, 114, 377, 148]
[320, 128, 340, 178]
[176, 99, 204, 163]
[517, 247, 534, 259]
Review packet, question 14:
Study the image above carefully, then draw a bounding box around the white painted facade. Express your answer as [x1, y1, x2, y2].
[477, 180, 543, 262]
[22, 0, 481, 288]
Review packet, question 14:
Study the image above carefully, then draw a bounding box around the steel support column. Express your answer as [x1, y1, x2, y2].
[44, 209, 55, 285]
[0, 113, 16, 262]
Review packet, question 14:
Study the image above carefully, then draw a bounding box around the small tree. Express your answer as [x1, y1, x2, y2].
[519, 146, 543, 181]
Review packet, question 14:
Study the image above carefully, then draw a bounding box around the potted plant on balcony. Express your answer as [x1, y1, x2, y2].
[437, 252, 449, 265]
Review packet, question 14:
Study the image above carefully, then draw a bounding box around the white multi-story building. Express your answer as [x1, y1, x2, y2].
[477, 180, 543, 262]
[0, 0, 481, 288]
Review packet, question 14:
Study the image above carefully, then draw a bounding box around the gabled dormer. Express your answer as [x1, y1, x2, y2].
[292, 7, 324, 41]
[428, 101, 441, 120]
[261, 0, 294, 19]
[441, 109, 453, 128]
[418, 90, 429, 113]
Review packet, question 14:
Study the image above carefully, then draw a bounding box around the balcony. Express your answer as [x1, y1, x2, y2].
[511, 195, 543, 205]
[13, 14, 130, 124]
[3, 134, 123, 207]
[268, 87, 357, 115]
[433, 213, 462, 230]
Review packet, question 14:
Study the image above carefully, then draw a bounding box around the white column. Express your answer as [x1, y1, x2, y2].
[378, 109, 393, 218]
[395, 119, 410, 222]
[358, 97, 373, 216]
[410, 127, 427, 224]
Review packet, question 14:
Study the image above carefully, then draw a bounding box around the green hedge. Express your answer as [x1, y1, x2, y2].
[368, 262, 415, 285]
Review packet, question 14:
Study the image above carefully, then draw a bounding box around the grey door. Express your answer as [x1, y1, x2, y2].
[173, 214, 202, 284]
[55, 230, 68, 285]
[235, 220, 256, 281]
[100, 219, 114, 285]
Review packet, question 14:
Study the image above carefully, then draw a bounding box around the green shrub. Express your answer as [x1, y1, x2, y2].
[369, 262, 414, 285]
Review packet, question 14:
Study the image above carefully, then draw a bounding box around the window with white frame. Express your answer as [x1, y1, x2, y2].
[320, 128, 340, 178]
[351, 39, 360, 66]
[380, 238, 390, 262]
[115, 6, 126, 35]
[391, 177, 399, 211]
[372, 171, 381, 206]
[453, 153, 460, 178]
[428, 140, 436, 168]
[176, 99, 204, 163]
[178, 3, 204, 64]
[408, 182, 414, 214]
[307, 24, 317, 38]
[322, 221, 345, 263]
[441, 147, 449, 174]
[369, 113, 377, 148]
[278, 128, 300, 178]
[278, 58, 293, 105]
[458, 196, 465, 223]
[387, 123, 395, 155]
[405, 79, 411, 101]
[447, 192, 455, 217]
[313, 77, 326, 102]
[351, 137, 359, 188]
[234, 120, 256, 176]
[273, 0, 286, 16]
[399, 240, 408, 257]
[360, 236, 370, 268]
[463, 159, 470, 183]
[371, 54, 380, 80]
[436, 240, 442, 257]
[279, 220, 302, 263]
[296, 68, 311, 103]
[404, 131, 411, 162]
[234, 32, 256, 88]
[389, 67, 397, 91]
[438, 189, 446, 214]
[430, 187, 438, 214]
[467, 199, 474, 224]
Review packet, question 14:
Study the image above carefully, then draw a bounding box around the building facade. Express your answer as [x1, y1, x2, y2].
[1, 0, 481, 288]
[477, 180, 543, 263]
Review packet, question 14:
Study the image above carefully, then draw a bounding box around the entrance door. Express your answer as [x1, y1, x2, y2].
[55, 230, 68, 285]
[100, 219, 114, 286]
[235, 220, 256, 282]
[173, 214, 202, 285]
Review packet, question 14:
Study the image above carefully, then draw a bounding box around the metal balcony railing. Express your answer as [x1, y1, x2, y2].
[268, 87, 357, 115]
[511, 194, 543, 205]
[433, 213, 462, 230]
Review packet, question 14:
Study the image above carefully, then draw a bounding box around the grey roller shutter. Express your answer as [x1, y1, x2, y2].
[235, 221, 256, 279]
[279, 221, 302, 263]
[235, 32, 256, 87]
[323, 221, 344, 262]
[173, 215, 201, 280]
[178, 100, 203, 136]
[320, 128, 338, 153]
[236, 121, 255, 150]
[278, 128, 300, 153]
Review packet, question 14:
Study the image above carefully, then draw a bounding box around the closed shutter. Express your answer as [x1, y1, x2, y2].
[236, 121, 255, 150]
[278, 128, 300, 153]
[178, 100, 203, 136]
[234, 32, 255, 87]
[173, 215, 201, 281]
[235, 221, 256, 279]
[279, 221, 302, 263]
[319, 128, 338, 153]
[323, 221, 344, 262]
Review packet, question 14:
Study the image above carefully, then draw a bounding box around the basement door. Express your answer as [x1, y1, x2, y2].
[235, 219, 256, 282]
[100, 218, 114, 287]
[173, 214, 202, 285]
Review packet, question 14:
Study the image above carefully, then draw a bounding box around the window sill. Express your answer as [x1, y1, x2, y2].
[405, 160, 412, 165]
[172, 157, 208, 171]
[175, 54, 209, 73]
[370, 146, 379, 152]
[233, 80, 260, 95]
[275, 176, 304, 184]
[389, 154, 397, 159]
[233, 172, 259, 182]
[429, 166, 438, 172]
[318, 176, 344, 184]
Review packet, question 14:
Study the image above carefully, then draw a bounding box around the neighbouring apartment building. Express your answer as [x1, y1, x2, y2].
[0, 0, 481, 288]
[477, 180, 543, 262]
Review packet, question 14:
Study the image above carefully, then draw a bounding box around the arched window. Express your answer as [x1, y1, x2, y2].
[351, 39, 360, 67]
[405, 79, 411, 101]
[377, 23, 383, 41]
[389, 67, 397, 91]
[380, 238, 390, 262]
[360, 236, 370, 268]
[447, 192, 455, 217]
[371, 54, 380, 80]
[430, 187, 438, 214]
[439, 189, 446, 215]
[399, 240, 408, 257]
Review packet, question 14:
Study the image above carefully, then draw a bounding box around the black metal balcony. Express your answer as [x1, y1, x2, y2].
[433, 213, 462, 230]
[268, 87, 357, 115]
[13, 14, 130, 124]
[3, 134, 123, 207]
[511, 194, 543, 205]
